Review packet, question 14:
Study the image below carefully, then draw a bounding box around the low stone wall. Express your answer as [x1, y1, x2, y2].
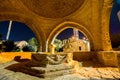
[0, 51, 119, 67]
[73, 51, 96, 61]
[0, 52, 32, 63]
[97, 51, 120, 67]
[0, 52, 72, 63]
[73, 51, 120, 67]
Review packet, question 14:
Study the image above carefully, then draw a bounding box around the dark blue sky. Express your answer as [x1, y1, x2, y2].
[0, 0, 120, 41]
[56, 28, 85, 40]
[110, 0, 120, 34]
[0, 21, 35, 41]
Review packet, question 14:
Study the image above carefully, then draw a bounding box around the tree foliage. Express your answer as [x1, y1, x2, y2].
[53, 39, 63, 52]
[28, 37, 38, 52]
[22, 45, 35, 52]
[2, 40, 15, 52]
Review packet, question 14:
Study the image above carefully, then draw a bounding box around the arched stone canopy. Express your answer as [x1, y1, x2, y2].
[0, 0, 114, 51]
[47, 21, 95, 51]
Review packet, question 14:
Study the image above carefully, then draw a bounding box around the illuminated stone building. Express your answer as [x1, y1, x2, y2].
[62, 28, 90, 52]
[62, 36, 90, 52]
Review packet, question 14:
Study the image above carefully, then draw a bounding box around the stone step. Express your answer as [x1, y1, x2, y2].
[31, 63, 74, 73]
[5, 63, 74, 78]
[43, 69, 72, 78]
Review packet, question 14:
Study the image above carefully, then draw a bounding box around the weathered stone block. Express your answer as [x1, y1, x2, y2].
[31, 53, 48, 67]
[97, 51, 120, 67]
[31, 52, 73, 66]
[117, 54, 120, 73]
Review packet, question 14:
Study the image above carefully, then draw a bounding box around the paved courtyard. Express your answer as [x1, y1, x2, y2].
[0, 60, 119, 80]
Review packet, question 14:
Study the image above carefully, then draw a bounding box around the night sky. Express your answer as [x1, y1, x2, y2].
[56, 28, 85, 40]
[0, 0, 120, 41]
[110, 0, 120, 34]
[0, 21, 35, 41]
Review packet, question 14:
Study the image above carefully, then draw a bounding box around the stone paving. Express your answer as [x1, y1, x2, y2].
[0, 61, 119, 80]
[75, 67, 120, 80]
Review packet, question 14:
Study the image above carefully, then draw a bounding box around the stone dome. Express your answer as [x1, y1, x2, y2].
[21, 0, 85, 18]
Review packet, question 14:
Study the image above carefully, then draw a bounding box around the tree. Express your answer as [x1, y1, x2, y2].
[3, 40, 15, 52]
[28, 37, 38, 52]
[22, 45, 34, 52]
[12, 47, 21, 52]
[53, 39, 63, 52]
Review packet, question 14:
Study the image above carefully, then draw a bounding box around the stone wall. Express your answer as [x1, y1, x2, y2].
[0, 52, 31, 63]
[73, 51, 120, 67]
[96, 51, 120, 67]
[0, 51, 119, 67]
[73, 51, 95, 61]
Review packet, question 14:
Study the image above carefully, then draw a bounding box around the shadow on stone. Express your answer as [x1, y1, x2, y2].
[14, 56, 30, 62]
[5, 62, 46, 78]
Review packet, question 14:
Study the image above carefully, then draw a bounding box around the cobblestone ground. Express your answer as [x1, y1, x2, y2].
[55, 67, 120, 80]
[76, 67, 120, 80]
[0, 61, 119, 80]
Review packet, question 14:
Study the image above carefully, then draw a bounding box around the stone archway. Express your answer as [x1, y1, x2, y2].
[0, 12, 46, 51]
[47, 21, 95, 51]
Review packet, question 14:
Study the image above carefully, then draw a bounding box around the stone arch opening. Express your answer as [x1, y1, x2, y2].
[0, 13, 45, 51]
[0, 21, 35, 41]
[0, 20, 39, 52]
[47, 21, 94, 51]
[110, 0, 120, 51]
[53, 28, 90, 52]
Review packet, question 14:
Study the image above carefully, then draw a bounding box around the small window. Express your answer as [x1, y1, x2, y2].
[79, 46, 81, 50]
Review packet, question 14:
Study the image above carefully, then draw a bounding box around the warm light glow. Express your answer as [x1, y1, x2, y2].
[0, 52, 31, 63]
[67, 59, 80, 73]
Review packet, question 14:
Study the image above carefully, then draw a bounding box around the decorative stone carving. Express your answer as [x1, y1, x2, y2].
[5, 52, 75, 78]
[31, 53, 73, 66]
